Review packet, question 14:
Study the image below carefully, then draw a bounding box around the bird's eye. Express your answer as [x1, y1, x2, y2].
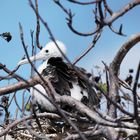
[45, 50, 49, 53]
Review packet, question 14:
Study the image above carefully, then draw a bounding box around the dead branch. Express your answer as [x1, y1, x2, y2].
[132, 61, 140, 124]
[0, 112, 60, 137]
[0, 75, 41, 96]
[54, 0, 99, 36]
[64, 128, 104, 140]
[106, 0, 140, 24]
[29, 0, 71, 64]
[111, 33, 140, 75]
[54, 0, 140, 37]
[73, 31, 101, 65]
[67, 0, 101, 5]
[0, 63, 21, 81]
[35, 0, 42, 50]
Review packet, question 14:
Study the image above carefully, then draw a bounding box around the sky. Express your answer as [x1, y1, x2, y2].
[0, 0, 140, 118]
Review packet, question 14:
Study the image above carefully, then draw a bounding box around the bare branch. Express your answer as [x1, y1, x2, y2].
[73, 31, 101, 65]
[56, 95, 138, 129]
[67, 0, 101, 5]
[103, 0, 113, 15]
[111, 33, 140, 75]
[54, 0, 99, 36]
[109, 24, 126, 36]
[0, 112, 60, 137]
[0, 63, 21, 81]
[133, 61, 140, 124]
[0, 75, 41, 95]
[35, 0, 42, 50]
[64, 128, 104, 140]
[94, 82, 134, 117]
[29, 0, 71, 64]
[108, 33, 140, 119]
[106, 0, 140, 24]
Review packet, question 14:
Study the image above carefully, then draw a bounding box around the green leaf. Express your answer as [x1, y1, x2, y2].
[25, 103, 31, 111]
[98, 83, 107, 93]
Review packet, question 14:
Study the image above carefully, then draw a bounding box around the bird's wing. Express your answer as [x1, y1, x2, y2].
[73, 65, 99, 107]
[42, 57, 99, 107]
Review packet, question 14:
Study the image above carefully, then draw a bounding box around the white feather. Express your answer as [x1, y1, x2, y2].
[31, 84, 56, 111]
[70, 84, 88, 101]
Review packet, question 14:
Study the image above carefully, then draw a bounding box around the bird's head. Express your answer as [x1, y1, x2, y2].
[18, 40, 67, 66]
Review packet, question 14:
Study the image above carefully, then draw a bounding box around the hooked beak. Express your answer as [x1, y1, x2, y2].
[17, 52, 47, 66]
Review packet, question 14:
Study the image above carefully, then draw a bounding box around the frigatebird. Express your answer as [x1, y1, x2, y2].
[18, 40, 98, 112]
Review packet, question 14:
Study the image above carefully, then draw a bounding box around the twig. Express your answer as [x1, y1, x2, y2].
[24, 121, 49, 140]
[133, 61, 140, 124]
[54, 0, 98, 36]
[109, 24, 126, 36]
[67, 0, 101, 5]
[94, 82, 134, 117]
[73, 31, 101, 65]
[35, 0, 42, 50]
[8, 92, 16, 108]
[102, 0, 113, 15]
[32, 104, 43, 133]
[106, 0, 140, 24]
[98, 1, 104, 21]
[14, 92, 22, 112]
[0, 64, 21, 81]
[102, 61, 109, 93]
[0, 112, 60, 137]
[29, 0, 71, 64]
[21, 89, 27, 117]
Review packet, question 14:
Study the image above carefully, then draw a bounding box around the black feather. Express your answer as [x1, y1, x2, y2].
[42, 57, 99, 107]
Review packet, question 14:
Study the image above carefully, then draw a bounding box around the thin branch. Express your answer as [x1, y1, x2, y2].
[19, 23, 52, 89]
[21, 90, 26, 117]
[14, 92, 22, 112]
[109, 24, 126, 36]
[30, 30, 35, 56]
[106, 0, 140, 24]
[102, 0, 113, 15]
[29, 0, 71, 64]
[0, 112, 60, 137]
[24, 121, 50, 140]
[0, 63, 21, 81]
[35, 0, 42, 50]
[54, 0, 98, 36]
[102, 61, 109, 93]
[67, 0, 101, 5]
[94, 82, 134, 117]
[98, 1, 104, 21]
[32, 104, 43, 133]
[133, 61, 140, 124]
[73, 31, 101, 65]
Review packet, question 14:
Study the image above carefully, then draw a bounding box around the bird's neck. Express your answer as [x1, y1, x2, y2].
[38, 60, 48, 73]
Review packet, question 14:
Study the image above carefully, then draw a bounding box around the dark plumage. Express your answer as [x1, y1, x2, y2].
[42, 57, 99, 108]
